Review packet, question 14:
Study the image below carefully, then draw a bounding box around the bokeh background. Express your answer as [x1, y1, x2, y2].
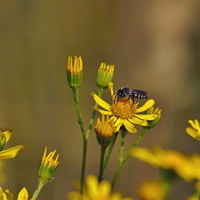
[0, 0, 200, 199]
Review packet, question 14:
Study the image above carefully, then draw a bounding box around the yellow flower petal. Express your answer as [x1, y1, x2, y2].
[122, 119, 137, 133]
[98, 180, 111, 196]
[0, 145, 24, 160]
[0, 187, 7, 200]
[188, 119, 200, 131]
[135, 114, 158, 121]
[17, 187, 28, 200]
[186, 119, 200, 141]
[129, 117, 148, 126]
[91, 92, 111, 111]
[5, 189, 13, 200]
[136, 99, 155, 113]
[68, 175, 133, 200]
[132, 147, 161, 166]
[108, 82, 114, 96]
[68, 191, 87, 200]
[186, 127, 200, 141]
[92, 107, 113, 115]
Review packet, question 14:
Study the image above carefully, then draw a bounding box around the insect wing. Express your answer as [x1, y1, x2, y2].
[131, 89, 148, 99]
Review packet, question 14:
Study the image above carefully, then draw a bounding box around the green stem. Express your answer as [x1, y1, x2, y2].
[111, 130, 127, 191]
[111, 127, 149, 191]
[125, 127, 149, 160]
[31, 180, 45, 200]
[71, 86, 104, 194]
[103, 132, 119, 171]
[98, 146, 107, 182]
[71, 87, 86, 194]
[80, 138, 87, 194]
[72, 87, 85, 136]
[111, 160, 124, 191]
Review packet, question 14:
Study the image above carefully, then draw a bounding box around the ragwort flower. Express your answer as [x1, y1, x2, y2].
[91, 83, 157, 133]
[0, 131, 24, 160]
[94, 115, 119, 147]
[186, 119, 200, 141]
[38, 147, 60, 184]
[68, 175, 133, 200]
[132, 146, 200, 182]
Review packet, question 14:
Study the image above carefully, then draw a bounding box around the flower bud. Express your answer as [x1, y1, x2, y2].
[38, 147, 59, 184]
[66, 56, 83, 88]
[96, 63, 114, 89]
[146, 107, 162, 128]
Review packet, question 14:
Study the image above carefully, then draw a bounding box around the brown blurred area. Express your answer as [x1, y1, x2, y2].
[0, 0, 200, 199]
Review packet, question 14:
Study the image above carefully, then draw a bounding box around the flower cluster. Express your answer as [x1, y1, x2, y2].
[2, 54, 199, 200]
[132, 146, 200, 181]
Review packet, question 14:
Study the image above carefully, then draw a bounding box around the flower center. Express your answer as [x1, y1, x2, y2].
[111, 98, 138, 119]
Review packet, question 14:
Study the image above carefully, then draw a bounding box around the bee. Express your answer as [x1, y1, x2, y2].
[113, 87, 148, 102]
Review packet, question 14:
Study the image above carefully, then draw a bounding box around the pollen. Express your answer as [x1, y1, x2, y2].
[111, 98, 139, 119]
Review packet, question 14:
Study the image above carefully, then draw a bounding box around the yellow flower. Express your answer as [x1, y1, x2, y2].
[132, 146, 200, 182]
[0, 131, 24, 160]
[137, 180, 165, 200]
[91, 83, 157, 133]
[0, 187, 28, 200]
[38, 147, 60, 184]
[186, 119, 200, 141]
[68, 175, 133, 200]
[94, 115, 118, 147]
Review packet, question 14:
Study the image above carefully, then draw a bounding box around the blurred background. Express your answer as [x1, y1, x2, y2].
[0, 0, 200, 199]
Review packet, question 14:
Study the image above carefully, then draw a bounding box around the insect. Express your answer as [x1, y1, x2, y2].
[113, 87, 148, 102]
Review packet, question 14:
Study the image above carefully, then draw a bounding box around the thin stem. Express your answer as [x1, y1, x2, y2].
[111, 130, 127, 191]
[31, 180, 45, 200]
[80, 138, 87, 194]
[111, 127, 149, 191]
[71, 87, 86, 194]
[98, 146, 107, 182]
[125, 127, 149, 160]
[103, 132, 119, 171]
[111, 160, 124, 191]
[119, 130, 127, 160]
[71, 86, 104, 194]
[72, 87, 85, 136]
